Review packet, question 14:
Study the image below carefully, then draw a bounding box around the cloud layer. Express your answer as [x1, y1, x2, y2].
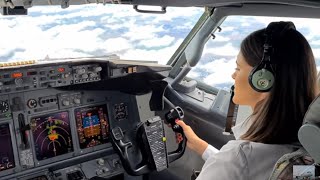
[1, 8, 320, 89]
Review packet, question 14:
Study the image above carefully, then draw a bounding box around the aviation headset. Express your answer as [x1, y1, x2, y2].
[248, 21, 296, 92]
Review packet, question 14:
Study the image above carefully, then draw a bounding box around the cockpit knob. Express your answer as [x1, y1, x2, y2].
[62, 100, 70, 106]
[96, 169, 103, 175]
[75, 68, 86, 75]
[102, 167, 109, 173]
[97, 158, 105, 166]
[89, 73, 96, 78]
[93, 67, 102, 72]
[63, 73, 70, 78]
[73, 98, 81, 104]
[15, 78, 23, 86]
[81, 74, 88, 79]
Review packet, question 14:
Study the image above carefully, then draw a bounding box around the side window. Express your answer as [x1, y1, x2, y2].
[188, 16, 320, 90]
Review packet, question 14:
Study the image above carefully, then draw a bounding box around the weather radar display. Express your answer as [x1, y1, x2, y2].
[75, 105, 109, 149]
[31, 112, 73, 161]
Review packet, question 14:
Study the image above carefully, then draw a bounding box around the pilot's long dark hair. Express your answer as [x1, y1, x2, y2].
[240, 24, 318, 144]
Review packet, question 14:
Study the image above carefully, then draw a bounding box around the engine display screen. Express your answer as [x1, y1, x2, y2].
[75, 105, 109, 149]
[31, 112, 73, 161]
[0, 124, 15, 171]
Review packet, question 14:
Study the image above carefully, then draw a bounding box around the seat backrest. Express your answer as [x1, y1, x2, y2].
[298, 94, 320, 165]
[269, 94, 320, 180]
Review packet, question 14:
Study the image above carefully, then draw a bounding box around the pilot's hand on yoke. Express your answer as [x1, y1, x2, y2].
[175, 120, 208, 156]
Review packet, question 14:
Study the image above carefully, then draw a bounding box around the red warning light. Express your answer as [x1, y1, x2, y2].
[57, 67, 65, 72]
[11, 72, 23, 78]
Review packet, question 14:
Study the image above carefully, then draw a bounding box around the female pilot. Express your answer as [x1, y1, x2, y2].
[176, 21, 318, 179]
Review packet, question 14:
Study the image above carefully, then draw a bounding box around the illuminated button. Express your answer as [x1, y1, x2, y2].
[57, 67, 65, 72]
[162, 137, 167, 142]
[12, 72, 23, 78]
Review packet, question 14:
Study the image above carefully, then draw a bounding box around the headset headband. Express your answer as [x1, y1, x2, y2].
[262, 21, 296, 63]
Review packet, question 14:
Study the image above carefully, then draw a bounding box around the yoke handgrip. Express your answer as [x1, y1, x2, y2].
[165, 106, 187, 163]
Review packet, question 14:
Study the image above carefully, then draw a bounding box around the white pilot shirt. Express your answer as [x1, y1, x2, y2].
[196, 120, 296, 180]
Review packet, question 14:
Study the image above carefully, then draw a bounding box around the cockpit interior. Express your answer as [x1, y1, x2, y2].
[1, 0, 320, 180]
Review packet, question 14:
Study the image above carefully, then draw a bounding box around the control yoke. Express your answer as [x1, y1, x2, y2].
[110, 107, 186, 176]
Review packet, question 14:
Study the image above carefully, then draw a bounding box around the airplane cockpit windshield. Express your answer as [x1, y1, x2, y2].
[1, 1, 320, 180]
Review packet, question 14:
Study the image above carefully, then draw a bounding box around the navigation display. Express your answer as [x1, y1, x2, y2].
[75, 105, 109, 149]
[31, 112, 73, 161]
[0, 124, 15, 171]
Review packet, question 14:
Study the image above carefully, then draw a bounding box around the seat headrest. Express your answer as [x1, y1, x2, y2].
[298, 94, 320, 164]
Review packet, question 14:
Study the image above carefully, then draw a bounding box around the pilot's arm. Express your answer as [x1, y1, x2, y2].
[196, 140, 248, 180]
[176, 120, 248, 180]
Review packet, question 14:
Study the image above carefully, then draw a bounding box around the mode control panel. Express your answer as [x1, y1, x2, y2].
[72, 65, 102, 84]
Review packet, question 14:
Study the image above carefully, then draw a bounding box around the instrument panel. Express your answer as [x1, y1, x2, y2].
[0, 58, 171, 180]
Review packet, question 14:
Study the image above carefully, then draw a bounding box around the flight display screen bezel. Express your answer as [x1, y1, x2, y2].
[0, 123, 17, 173]
[29, 111, 74, 165]
[74, 104, 110, 150]
[0, 122, 18, 177]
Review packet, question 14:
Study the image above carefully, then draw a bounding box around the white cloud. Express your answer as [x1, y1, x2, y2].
[213, 34, 230, 42]
[188, 57, 235, 86]
[204, 43, 239, 57]
[313, 48, 320, 60]
[187, 70, 200, 79]
[0, 4, 203, 64]
[120, 39, 184, 64]
[103, 37, 132, 52]
[201, 58, 235, 86]
[138, 35, 175, 47]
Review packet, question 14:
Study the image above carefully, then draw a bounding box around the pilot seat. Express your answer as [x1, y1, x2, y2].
[269, 94, 320, 180]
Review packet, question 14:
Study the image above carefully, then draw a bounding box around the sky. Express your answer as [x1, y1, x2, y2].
[1, 5, 320, 89]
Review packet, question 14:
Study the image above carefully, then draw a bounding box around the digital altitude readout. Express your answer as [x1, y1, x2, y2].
[31, 112, 73, 161]
[75, 105, 110, 149]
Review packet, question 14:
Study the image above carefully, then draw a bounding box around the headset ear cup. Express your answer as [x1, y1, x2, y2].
[249, 67, 275, 92]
